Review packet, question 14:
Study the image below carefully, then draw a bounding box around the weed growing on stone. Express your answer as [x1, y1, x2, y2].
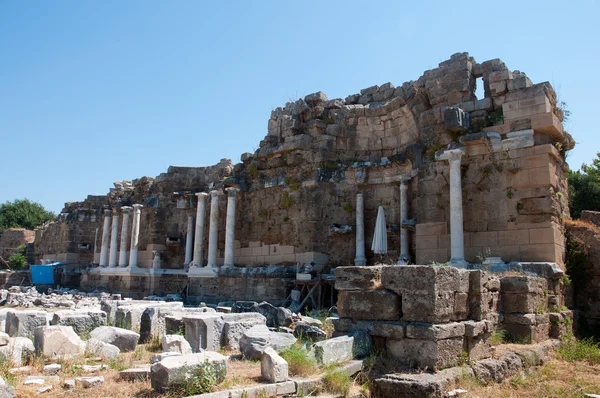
[279, 344, 317, 377]
[322, 366, 351, 397]
[491, 327, 506, 346]
[0, 357, 16, 386]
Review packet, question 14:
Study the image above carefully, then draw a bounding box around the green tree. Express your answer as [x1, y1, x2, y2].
[0, 199, 55, 231]
[7, 244, 28, 269]
[568, 152, 600, 218]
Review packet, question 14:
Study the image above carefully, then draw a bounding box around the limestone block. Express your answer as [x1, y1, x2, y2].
[150, 351, 227, 392]
[466, 332, 492, 361]
[337, 290, 401, 321]
[313, 335, 354, 365]
[261, 347, 288, 383]
[6, 310, 47, 337]
[239, 325, 296, 360]
[50, 310, 107, 335]
[0, 309, 15, 333]
[85, 338, 120, 360]
[501, 321, 549, 343]
[162, 335, 192, 355]
[119, 365, 151, 381]
[502, 131, 534, 151]
[416, 222, 448, 236]
[355, 321, 405, 339]
[405, 322, 465, 341]
[469, 292, 499, 321]
[500, 276, 547, 294]
[0, 333, 9, 347]
[222, 319, 267, 350]
[89, 326, 140, 352]
[0, 336, 34, 366]
[34, 326, 84, 359]
[386, 336, 465, 370]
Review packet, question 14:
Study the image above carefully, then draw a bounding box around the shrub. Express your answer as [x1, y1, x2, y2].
[322, 367, 351, 397]
[558, 337, 600, 364]
[7, 253, 27, 269]
[279, 345, 316, 377]
[169, 359, 222, 396]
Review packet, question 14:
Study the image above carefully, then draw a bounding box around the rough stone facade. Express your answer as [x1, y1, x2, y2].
[31, 52, 571, 298]
[0, 228, 34, 261]
[334, 265, 571, 370]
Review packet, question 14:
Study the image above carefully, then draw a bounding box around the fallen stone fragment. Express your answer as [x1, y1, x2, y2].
[23, 376, 45, 385]
[34, 326, 85, 359]
[75, 376, 104, 388]
[150, 352, 227, 392]
[85, 338, 120, 359]
[261, 347, 288, 383]
[162, 334, 192, 354]
[36, 385, 53, 394]
[43, 364, 61, 375]
[119, 365, 151, 381]
[89, 326, 139, 352]
[240, 325, 296, 360]
[63, 380, 75, 389]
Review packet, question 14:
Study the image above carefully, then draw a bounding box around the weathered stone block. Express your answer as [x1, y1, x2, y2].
[466, 332, 492, 361]
[469, 292, 499, 321]
[334, 266, 383, 291]
[356, 321, 406, 339]
[501, 293, 546, 314]
[401, 291, 454, 323]
[405, 322, 465, 341]
[444, 107, 470, 133]
[150, 352, 227, 393]
[386, 336, 465, 370]
[261, 347, 288, 383]
[337, 290, 401, 321]
[34, 326, 84, 359]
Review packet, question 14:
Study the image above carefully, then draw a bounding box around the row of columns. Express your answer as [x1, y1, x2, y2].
[98, 204, 143, 267]
[188, 188, 239, 269]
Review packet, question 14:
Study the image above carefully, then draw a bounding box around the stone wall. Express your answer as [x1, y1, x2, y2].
[334, 265, 571, 370]
[0, 228, 35, 260]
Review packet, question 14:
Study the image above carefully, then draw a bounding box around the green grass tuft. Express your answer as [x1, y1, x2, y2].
[279, 344, 316, 377]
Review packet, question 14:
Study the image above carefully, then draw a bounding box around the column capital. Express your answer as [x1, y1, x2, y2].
[103, 208, 112, 216]
[210, 190, 223, 197]
[132, 204, 144, 212]
[435, 147, 465, 163]
[121, 206, 132, 213]
[225, 187, 240, 197]
[195, 192, 209, 198]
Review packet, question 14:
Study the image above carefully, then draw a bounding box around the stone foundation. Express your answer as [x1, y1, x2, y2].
[334, 265, 570, 370]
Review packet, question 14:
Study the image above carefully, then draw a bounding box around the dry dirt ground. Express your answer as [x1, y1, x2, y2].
[451, 352, 600, 398]
[10, 343, 264, 398]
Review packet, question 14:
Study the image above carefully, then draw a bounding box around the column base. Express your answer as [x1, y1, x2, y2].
[449, 258, 469, 269]
[188, 267, 218, 278]
[397, 255, 410, 265]
[354, 257, 366, 266]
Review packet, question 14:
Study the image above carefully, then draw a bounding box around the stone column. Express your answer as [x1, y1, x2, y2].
[99, 209, 111, 267]
[128, 204, 144, 267]
[354, 193, 366, 266]
[398, 180, 410, 264]
[184, 214, 194, 266]
[223, 187, 240, 267]
[207, 190, 223, 268]
[437, 148, 468, 268]
[108, 210, 120, 267]
[118, 207, 132, 267]
[191, 193, 208, 267]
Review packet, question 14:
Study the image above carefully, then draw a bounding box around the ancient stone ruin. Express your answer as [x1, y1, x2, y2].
[32, 52, 572, 302]
[2, 52, 579, 397]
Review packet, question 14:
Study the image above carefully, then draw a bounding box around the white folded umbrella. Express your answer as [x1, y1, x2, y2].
[371, 205, 388, 254]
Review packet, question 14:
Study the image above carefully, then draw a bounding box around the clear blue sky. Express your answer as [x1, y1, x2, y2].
[1, 1, 598, 214]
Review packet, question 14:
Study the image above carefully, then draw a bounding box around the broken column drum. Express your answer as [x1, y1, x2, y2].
[184, 214, 194, 266]
[99, 209, 111, 267]
[128, 204, 144, 267]
[118, 206, 132, 267]
[354, 193, 366, 266]
[191, 192, 208, 268]
[224, 187, 240, 267]
[108, 210, 120, 267]
[207, 190, 222, 268]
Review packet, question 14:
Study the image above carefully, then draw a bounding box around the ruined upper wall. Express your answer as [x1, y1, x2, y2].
[35, 52, 572, 268]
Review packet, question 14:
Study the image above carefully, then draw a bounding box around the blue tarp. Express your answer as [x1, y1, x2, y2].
[30, 265, 55, 285]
